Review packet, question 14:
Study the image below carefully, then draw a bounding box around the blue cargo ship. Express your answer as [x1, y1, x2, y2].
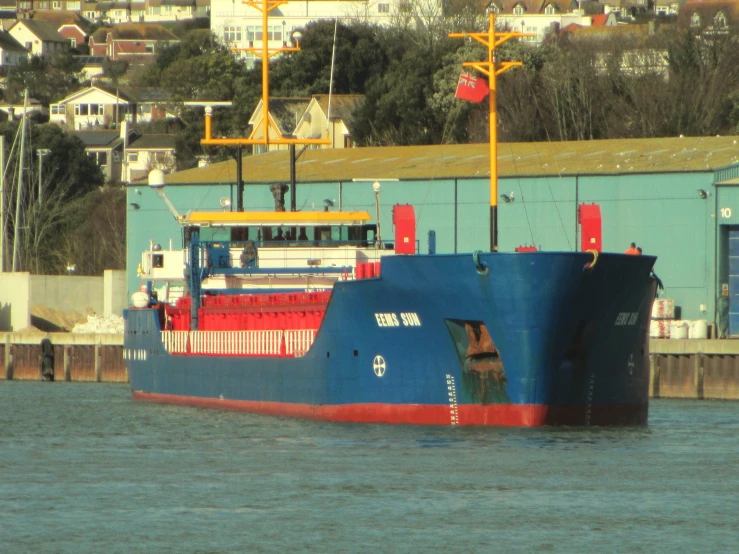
[123, 11, 659, 426]
[125, 242, 657, 425]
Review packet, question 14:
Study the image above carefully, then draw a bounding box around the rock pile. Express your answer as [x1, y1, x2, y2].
[72, 314, 124, 334]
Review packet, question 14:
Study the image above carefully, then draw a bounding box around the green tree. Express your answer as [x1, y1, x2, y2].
[1, 122, 106, 274]
[351, 26, 459, 146]
[3, 52, 84, 105]
[270, 20, 388, 96]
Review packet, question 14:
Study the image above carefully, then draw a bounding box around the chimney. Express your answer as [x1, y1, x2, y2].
[120, 119, 128, 145]
[269, 183, 289, 212]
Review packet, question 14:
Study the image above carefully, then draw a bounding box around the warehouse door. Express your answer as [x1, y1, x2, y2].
[728, 227, 739, 336]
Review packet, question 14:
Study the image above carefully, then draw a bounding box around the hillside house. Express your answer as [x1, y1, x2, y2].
[72, 129, 126, 183]
[0, 29, 28, 66]
[293, 94, 362, 149]
[50, 84, 171, 129]
[8, 19, 67, 56]
[124, 133, 176, 182]
[89, 23, 179, 61]
[211, 0, 441, 66]
[29, 10, 91, 48]
[248, 97, 311, 154]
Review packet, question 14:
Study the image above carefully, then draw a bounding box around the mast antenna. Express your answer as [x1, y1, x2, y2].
[326, 17, 338, 135]
[450, 15, 532, 252]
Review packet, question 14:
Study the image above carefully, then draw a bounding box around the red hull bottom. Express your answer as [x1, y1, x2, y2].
[133, 391, 648, 427]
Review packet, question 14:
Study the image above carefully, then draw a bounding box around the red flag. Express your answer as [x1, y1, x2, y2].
[455, 72, 489, 103]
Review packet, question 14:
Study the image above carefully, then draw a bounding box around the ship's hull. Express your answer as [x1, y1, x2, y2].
[125, 251, 658, 426]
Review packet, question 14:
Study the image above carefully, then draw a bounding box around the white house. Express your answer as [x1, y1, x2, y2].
[293, 94, 363, 149]
[0, 30, 28, 67]
[144, 0, 210, 23]
[124, 133, 177, 182]
[74, 55, 107, 81]
[248, 97, 311, 153]
[495, 11, 594, 44]
[248, 94, 363, 153]
[654, 0, 680, 16]
[69, 123, 177, 183]
[0, 98, 45, 120]
[8, 19, 68, 57]
[71, 129, 126, 184]
[50, 85, 135, 129]
[211, 0, 441, 65]
[50, 85, 173, 130]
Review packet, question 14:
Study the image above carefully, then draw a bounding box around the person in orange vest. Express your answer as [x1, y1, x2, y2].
[625, 242, 639, 255]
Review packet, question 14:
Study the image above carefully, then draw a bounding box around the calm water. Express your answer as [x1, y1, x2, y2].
[1, 382, 737, 553]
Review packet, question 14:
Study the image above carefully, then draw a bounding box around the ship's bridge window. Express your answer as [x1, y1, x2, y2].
[200, 227, 231, 242]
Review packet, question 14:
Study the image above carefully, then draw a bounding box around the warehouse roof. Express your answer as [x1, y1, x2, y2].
[157, 136, 739, 186]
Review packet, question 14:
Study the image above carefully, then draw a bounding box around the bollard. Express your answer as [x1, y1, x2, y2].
[40, 338, 54, 381]
[694, 352, 704, 400]
[650, 354, 660, 398]
[94, 343, 101, 382]
[4, 334, 12, 381]
[63, 346, 71, 381]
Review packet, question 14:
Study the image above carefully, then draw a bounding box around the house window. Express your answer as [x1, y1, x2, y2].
[52, 1, 62, 8]
[513, 4, 525, 15]
[128, 153, 139, 162]
[224, 26, 242, 42]
[265, 25, 281, 41]
[38, 1, 49, 8]
[246, 26, 262, 41]
[73, 104, 104, 116]
[152, 151, 170, 163]
[149, 6, 160, 14]
[544, 4, 556, 14]
[397, 0, 411, 12]
[67, 0, 80, 9]
[145, 44, 154, 53]
[19, 1, 31, 8]
[89, 152, 108, 166]
[25, 42, 32, 50]
[714, 11, 727, 28]
[51, 105, 64, 115]
[70, 38, 76, 48]
[690, 12, 700, 26]
[378, 3, 390, 13]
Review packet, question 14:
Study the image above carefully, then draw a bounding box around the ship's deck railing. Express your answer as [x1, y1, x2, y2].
[284, 329, 316, 356]
[140, 244, 392, 281]
[161, 329, 316, 357]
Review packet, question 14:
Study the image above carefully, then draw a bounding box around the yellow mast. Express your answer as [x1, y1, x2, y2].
[199, 0, 331, 148]
[450, 14, 532, 252]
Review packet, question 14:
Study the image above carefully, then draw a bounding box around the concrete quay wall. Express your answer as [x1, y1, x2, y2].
[1, 333, 126, 383]
[1, 335, 738, 400]
[649, 339, 739, 400]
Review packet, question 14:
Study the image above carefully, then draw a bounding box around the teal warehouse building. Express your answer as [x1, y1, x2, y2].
[126, 136, 739, 336]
